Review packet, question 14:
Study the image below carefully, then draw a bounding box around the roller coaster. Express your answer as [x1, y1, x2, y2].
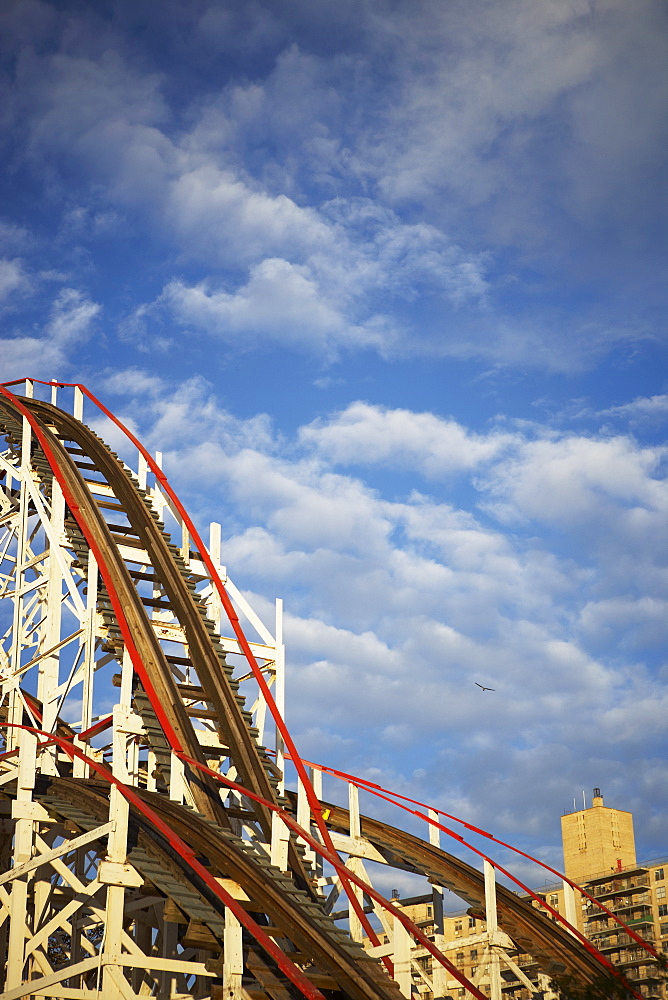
[0, 380, 656, 999]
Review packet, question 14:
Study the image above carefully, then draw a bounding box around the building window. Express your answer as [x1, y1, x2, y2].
[658, 904, 668, 917]
[455, 920, 462, 936]
[660, 922, 668, 935]
[657, 886, 666, 900]
[471, 966, 477, 976]
[655, 869, 665, 882]
[550, 894, 559, 908]
[427, 905, 432, 917]
[456, 952, 464, 962]
[470, 949, 478, 960]
[469, 916, 476, 928]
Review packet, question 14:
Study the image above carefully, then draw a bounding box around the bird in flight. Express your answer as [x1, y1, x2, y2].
[475, 682, 495, 691]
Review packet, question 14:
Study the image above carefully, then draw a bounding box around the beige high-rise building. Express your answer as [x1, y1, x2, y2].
[561, 787, 637, 883]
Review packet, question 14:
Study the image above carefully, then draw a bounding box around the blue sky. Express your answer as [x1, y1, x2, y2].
[1, 0, 667, 875]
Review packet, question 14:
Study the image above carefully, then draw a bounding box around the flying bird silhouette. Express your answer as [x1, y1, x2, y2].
[475, 682, 495, 691]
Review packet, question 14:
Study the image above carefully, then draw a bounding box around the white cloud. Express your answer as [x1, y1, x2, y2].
[148, 196, 490, 356]
[10, 32, 499, 362]
[599, 394, 668, 424]
[578, 596, 668, 651]
[0, 258, 30, 301]
[481, 434, 667, 525]
[103, 372, 275, 458]
[165, 164, 332, 265]
[300, 401, 514, 475]
[357, 0, 668, 238]
[47, 287, 99, 344]
[161, 260, 387, 356]
[3, 0, 665, 374]
[1, 287, 99, 380]
[0, 221, 33, 253]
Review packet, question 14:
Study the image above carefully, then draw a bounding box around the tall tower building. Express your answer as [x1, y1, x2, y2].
[561, 787, 636, 882]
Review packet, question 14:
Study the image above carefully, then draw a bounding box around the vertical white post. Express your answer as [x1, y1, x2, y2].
[73, 385, 83, 422]
[146, 747, 158, 792]
[7, 415, 32, 753]
[563, 879, 578, 933]
[151, 451, 166, 520]
[311, 768, 323, 879]
[297, 771, 315, 865]
[428, 808, 446, 999]
[270, 812, 290, 872]
[138, 452, 148, 492]
[209, 522, 222, 632]
[180, 518, 190, 563]
[347, 857, 364, 943]
[485, 859, 502, 1000]
[393, 914, 412, 997]
[223, 910, 244, 998]
[38, 477, 65, 774]
[275, 598, 285, 795]
[346, 789, 364, 945]
[6, 728, 37, 989]
[103, 648, 134, 995]
[74, 550, 98, 779]
[349, 781, 361, 840]
[170, 752, 186, 804]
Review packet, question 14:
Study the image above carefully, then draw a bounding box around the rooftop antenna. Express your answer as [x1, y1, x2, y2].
[582, 789, 586, 810]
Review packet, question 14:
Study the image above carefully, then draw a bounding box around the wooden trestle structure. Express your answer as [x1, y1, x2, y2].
[0, 380, 630, 999]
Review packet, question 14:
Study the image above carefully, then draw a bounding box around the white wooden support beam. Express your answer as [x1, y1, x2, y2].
[0, 956, 101, 1000]
[484, 859, 502, 1000]
[146, 748, 158, 792]
[7, 430, 30, 754]
[0, 823, 113, 888]
[328, 830, 386, 862]
[5, 726, 39, 989]
[311, 767, 324, 879]
[563, 878, 578, 932]
[73, 386, 83, 422]
[170, 751, 186, 804]
[346, 857, 365, 943]
[223, 909, 244, 999]
[275, 598, 285, 794]
[73, 549, 98, 779]
[223, 578, 275, 645]
[208, 521, 222, 632]
[102, 647, 136, 993]
[180, 516, 190, 562]
[348, 781, 361, 840]
[428, 805, 446, 961]
[270, 812, 290, 872]
[37, 477, 65, 774]
[297, 773, 316, 866]
[392, 913, 413, 998]
[149, 451, 166, 520]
